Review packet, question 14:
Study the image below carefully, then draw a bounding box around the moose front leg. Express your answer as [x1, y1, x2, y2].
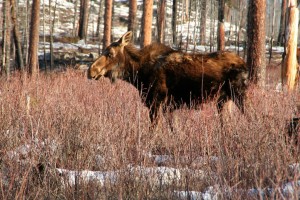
[149, 104, 161, 129]
[147, 89, 168, 130]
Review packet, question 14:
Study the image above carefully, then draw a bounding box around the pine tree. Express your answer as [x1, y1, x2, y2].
[157, 0, 166, 43]
[246, 0, 266, 86]
[171, 0, 178, 45]
[103, 0, 113, 48]
[10, 0, 24, 71]
[277, 0, 287, 46]
[128, 0, 137, 41]
[282, 0, 299, 91]
[141, 0, 153, 47]
[78, 0, 90, 40]
[28, 0, 40, 76]
[217, 0, 225, 51]
[200, 0, 207, 45]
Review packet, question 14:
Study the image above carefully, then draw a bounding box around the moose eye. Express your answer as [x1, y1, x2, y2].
[107, 52, 114, 58]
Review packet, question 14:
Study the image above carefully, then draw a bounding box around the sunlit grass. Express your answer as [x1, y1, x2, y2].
[0, 68, 299, 199]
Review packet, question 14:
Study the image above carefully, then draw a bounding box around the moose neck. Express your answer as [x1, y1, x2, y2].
[122, 44, 143, 84]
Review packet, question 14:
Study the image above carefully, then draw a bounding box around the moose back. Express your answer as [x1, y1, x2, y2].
[88, 31, 249, 124]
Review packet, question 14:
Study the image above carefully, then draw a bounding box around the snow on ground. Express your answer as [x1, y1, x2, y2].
[175, 180, 300, 200]
[175, 187, 218, 200]
[57, 166, 181, 187]
[4, 142, 300, 198]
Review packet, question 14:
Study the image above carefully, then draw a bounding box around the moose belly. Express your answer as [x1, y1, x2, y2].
[167, 76, 221, 107]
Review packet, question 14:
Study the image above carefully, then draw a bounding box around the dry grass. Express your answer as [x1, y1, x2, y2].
[0, 68, 299, 199]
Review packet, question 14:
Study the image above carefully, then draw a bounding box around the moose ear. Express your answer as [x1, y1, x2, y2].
[119, 31, 132, 46]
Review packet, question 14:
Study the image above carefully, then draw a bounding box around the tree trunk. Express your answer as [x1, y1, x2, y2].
[49, 0, 58, 70]
[1, 0, 7, 75]
[24, 0, 30, 66]
[268, 0, 276, 64]
[236, 0, 246, 56]
[128, 0, 137, 41]
[141, 0, 153, 47]
[193, 0, 199, 53]
[96, 0, 104, 37]
[28, 0, 40, 76]
[217, 0, 225, 51]
[209, 0, 216, 52]
[185, 0, 192, 52]
[10, 0, 24, 71]
[43, 0, 47, 70]
[78, 0, 90, 40]
[246, 0, 266, 86]
[277, 0, 287, 46]
[157, 0, 166, 43]
[5, 13, 11, 79]
[282, 1, 299, 91]
[2, 0, 11, 78]
[103, 0, 113, 49]
[200, 0, 207, 45]
[172, 0, 177, 45]
[185, 0, 189, 22]
[73, 0, 78, 36]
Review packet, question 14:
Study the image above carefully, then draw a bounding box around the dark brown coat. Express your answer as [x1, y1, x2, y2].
[88, 31, 249, 124]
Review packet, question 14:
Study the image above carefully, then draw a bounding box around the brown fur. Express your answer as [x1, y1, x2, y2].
[88, 31, 249, 124]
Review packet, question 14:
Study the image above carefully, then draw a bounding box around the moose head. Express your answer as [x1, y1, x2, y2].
[87, 31, 133, 82]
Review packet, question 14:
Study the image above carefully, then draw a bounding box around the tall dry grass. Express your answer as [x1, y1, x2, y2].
[0, 69, 299, 199]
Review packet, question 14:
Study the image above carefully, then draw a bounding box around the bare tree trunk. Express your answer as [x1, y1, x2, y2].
[282, 0, 299, 91]
[49, 0, 58, 70]
[277, 0, 287, 46]
[10, 0, 24, 71]
[141, 0, 153, 47]
[217, 0, 225, 51]
[172, 0, 177, 46]
[103, 0, 113, 49]
[1, 0, 7, 75]
[185, 0, 189, 22]
[200, 0, 207, 45]
[2, 0, 11, 78]
[236, 0, 243, 55]
[43, 0, 47, 70]
[5, 13, 11, 79]
[179, 0, 184, 49]
[268, 0, 276, 64]
[96, 0, 104, 54]
[209, 0, 215, 52]
[247, 0, 266, 86]
[96, 0, 103, 38]
[128, 0, 137, 41]
[73, 0, 78, 36]
[193, 0, 199, 53]
[28, 0, 40, 76]
[78, 0, 90, 40]
[24, 0, 30, 66]
[185, 0, 192, 52]
[157, 0, 166, 43]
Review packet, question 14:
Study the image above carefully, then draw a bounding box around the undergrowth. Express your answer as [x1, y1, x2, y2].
[0, 69, 299, 199]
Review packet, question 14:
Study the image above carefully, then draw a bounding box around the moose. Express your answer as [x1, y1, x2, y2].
[88, 31, 249, 126]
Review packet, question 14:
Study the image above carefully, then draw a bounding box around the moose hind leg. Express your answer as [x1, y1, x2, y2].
[232, 95, 245, 114]
[149, 105, 160, 130]
[216, 94, 228, 114]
